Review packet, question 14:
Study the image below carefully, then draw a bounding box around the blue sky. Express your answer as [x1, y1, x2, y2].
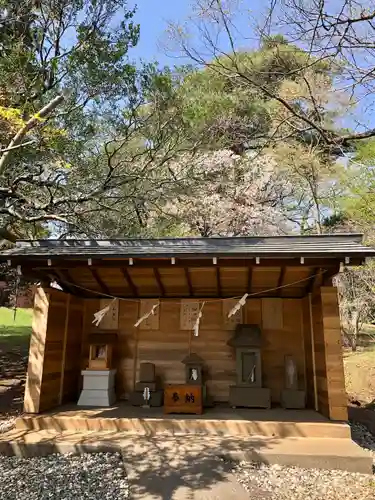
[127, 1, 372, 132]
[130, 1, 192, 65]
[129, 1, 262, 66]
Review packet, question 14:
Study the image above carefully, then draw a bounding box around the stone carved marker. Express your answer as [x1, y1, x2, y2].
[281, 355, 306, 409]
[285, 356, 298, 390]
[227, 324, 271, 408]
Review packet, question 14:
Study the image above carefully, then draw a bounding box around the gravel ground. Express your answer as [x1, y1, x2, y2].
[350, 421, 375, 466]
[233, 462, 375, 499]
[232, 423, 375, 500]
[0, 452, 129, 500]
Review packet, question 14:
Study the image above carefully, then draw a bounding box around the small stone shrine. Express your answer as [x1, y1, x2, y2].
[181, 353, 204, 385]
[87, 333, 117, 370]
[227, 324, 271, 408]
[281, 355, 306, 409]
[78, 333, 117, 407]
[130, 362, 163, 407]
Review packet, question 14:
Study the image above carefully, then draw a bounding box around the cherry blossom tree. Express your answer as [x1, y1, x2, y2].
[150, 149, 293, 236]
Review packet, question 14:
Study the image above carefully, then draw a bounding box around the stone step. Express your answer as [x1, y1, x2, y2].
[0, 429, 372, 474]
[16, 414, 351, 439]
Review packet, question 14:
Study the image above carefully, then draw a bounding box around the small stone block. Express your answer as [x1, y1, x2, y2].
[139, 363, 156, 382]
[229, 386, 271, 408]
[135, 382, 157, 392]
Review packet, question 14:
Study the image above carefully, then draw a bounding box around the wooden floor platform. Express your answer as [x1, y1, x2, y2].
[16, 403, 351, 439]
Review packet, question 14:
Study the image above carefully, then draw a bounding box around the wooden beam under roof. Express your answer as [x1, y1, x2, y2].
[52, 270, 77, 295]
[216, 267, 222, 297]
[60, 269, 79, 291]
[247, 267, 253, 293]
[90, 269, 111, 296]
[121, 268, 138, 297]
[184, 267, 193, 296]
[153, 268, 165, 297]
[277, 267, 286, 297]
[305, 267, 321, 295]
[18, 257, 362, 270]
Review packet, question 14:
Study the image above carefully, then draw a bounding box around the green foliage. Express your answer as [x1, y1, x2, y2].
[353, 138, 375, 165]
[148, 38, 336, 154]
[0, 0, 142, 241]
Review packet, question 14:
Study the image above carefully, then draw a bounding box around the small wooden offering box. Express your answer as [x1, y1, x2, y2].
[87, 333, 117, 370]
[164, 384, 202, 415]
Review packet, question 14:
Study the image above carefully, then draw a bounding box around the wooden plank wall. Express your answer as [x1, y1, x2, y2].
[311, 290, 328, 416]
[312, 287, 347, 420]
[61, 295, 84, 403]
[82, 297, 306, 404]
[24, 288, 84, 413]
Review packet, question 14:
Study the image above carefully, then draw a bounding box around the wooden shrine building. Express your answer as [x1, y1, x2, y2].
[2, 234, 375, 422]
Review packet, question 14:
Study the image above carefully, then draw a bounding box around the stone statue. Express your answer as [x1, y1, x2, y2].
[96, 346, 106, 359]
[190, 368, 198, 381]
[285, 356, 297, 390]
[281, 355, 305, 409]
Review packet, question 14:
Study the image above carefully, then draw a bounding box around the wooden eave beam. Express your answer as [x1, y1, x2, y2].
[90, 268, 111, 295]
[59, 269, 97, 297]
[184, 267, 193, 296]
[87, 293, 304, 299]
[153, 268, 165, 297]
[277, 267, 286, 297]
[121, 267, 138, 297]
[305, 267, 322, 296]
[247, 267, 253, 293]
[216, 267, 222, 297]
[14, 256, 364, 270]
[52, 270, 77, 295]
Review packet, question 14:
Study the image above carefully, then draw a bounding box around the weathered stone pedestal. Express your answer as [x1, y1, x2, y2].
[229, 386, 271, 408]
[78, 369, 116, 407]
[130, 362, 164, 407]
[280, 355, 306, 409]
[227, 324, 271, 409]
[130, 390, 163, 407]
[281, 389, 306, 409]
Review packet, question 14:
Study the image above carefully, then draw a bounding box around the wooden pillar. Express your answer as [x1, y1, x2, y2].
[24, 287, 83, 414]
[59, 295, 71, 404]
[301, 296, 317, 410]
[24, 287, 50, 413]
[312, 286, 348, 421]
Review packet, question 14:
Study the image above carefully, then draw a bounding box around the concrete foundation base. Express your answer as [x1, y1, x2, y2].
[77, 369, 116, 407]
[0, 430, 372, 474]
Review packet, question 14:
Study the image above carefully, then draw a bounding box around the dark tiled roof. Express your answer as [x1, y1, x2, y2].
[0, 234, 374, 259]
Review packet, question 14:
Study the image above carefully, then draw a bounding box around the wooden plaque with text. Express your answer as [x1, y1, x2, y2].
[164, 384, 202, 415]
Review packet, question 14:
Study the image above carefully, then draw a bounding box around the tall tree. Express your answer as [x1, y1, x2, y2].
[260, 0, 375, 148]
[0, 0, 167, 242]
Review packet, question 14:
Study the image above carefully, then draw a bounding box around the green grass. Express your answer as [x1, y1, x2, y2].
[0, 307, 32, 339]
[344, 348, 375, 405]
